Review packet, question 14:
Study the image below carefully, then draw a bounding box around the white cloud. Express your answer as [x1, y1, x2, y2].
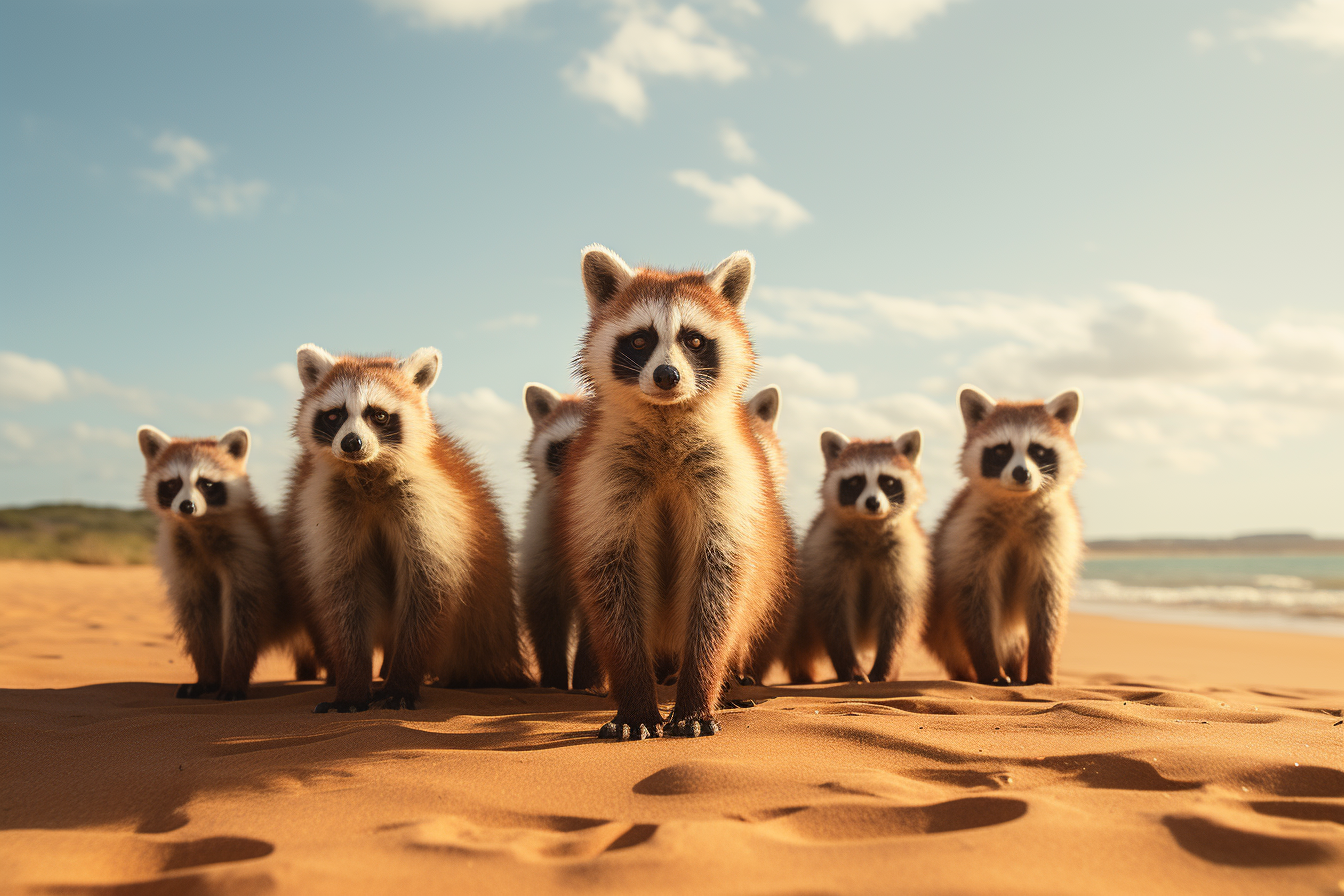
[71, 422, 135, 448]
[67, 369, 157, 414]
[429, 387, 531, 452]
[481, 312, 540, 330]
[804, 0, 964, 44]
[755, 354, 858, 399]
[671, 170, 811, 230]
[0, 352, 69, 403]
[262, 362, 304, 395]
[1, 421, 36, 450]
[564, 3, 750, 122]
[718, 121, 757, 163]
[138, 131, 269, 218]
[364, 0, 542, 28]
[181, 398, 274, 427]
[1245, 0, 1344, 54]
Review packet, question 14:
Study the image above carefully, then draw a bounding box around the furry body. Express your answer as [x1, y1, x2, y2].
[283, 344, 528, 713]
[557, 246, 794, 739]
[518, 384, 601, 691]
[923, 386, 1084, 685]
[786, 430, 930, 684]
[138, 426, 314, 700]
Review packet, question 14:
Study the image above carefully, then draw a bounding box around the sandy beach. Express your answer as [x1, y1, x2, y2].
[1, 559, 1342, 895]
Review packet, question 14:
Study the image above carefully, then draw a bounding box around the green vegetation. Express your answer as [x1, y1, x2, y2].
[0, 504, 157, 565]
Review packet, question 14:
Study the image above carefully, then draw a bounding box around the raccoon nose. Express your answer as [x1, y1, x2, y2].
[178, 500, 196, 515]
[1012, 465, 1029, 484]
[653, 365, 680, 391]
[341, 432, 363, 454]
[865, 495, 880, 512]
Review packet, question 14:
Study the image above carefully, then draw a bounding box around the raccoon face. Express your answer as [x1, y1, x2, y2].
[579, 245, 756, 408]
[137, 426, 251, 520]
[958, 386, 1083, 496]
[523, 383, 585, 483]
[820, 428, 924, 521]
[294, 344, 440, 466]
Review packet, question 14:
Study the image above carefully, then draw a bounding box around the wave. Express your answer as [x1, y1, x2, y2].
[1075, 578, 1344, 620]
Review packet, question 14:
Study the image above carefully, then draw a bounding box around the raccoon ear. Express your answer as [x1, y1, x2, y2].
[523, 383, 562, 424]
[706, 251, 755, 308]
[217, 427, 251, 465]
[400, 348, 442, 393]
[296, 344, 337, 392]
[819, 428, 849, 462]
[894, 429, 923, 468]
[1046, 389, 1082, 434]
[747, 385, 781, 431]
[581, 244, 635, 312]
[137, 425, 171, 463]
[958, 385, 996, 430]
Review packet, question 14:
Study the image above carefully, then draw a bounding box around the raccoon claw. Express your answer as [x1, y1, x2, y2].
[215, 690, 247, 702]
[176, 682, 219, 699]
[597, 714, 664, 740]
[372, 693, 418, 711]
[719, 697, 756, 709]
[665, 716, 721, 737]
[313, 700, 370, 714]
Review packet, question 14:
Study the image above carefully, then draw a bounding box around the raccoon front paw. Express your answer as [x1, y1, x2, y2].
[847, 670, 871, 684]
[313, 700, 371, 714]
[665, 714, 721, 737]
[176, 682, 219, 699]
[989, 676, 1012, 687]
[215, 690, 247, 702]
[597, 712, 664, 741]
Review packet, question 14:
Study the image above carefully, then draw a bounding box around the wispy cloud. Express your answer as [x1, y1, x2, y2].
[718, 121, 757, 163]
[364, 0, 543, 28]
[138, 131, 269, 218]
[671, 170, 811, 230]
[1243, 0, 1344, 54]
[804, 0, 965, 44]
[0, 352, 69, 404]
[564, 3, 750, 122]
[480, 312, 540, 331]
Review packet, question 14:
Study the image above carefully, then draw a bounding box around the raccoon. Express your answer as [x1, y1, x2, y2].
[746, 385, 786, 496]
[923, 385, 1084, 686]
[557, 245, 794, 739]
[283, 344, 529, 713]
[138, 425, 314, 700]
[518, 383, 601, 691]
[784, 429, 929, 684]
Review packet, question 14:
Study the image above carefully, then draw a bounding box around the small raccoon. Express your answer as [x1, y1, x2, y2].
[138, 425, 314, 700]
[785, 429, 930, 684]
[557, 245, 795, 739]
[746, 385, 786, 496]
[923, 385, 1084, 686]
[283, 344, 529, 713]
[518, 383, 601, 691]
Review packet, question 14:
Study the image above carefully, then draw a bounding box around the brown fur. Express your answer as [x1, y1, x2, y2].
[923, 388, 1084, 685]
[282, 347, 529, 713]
[557, 247, 794, 739]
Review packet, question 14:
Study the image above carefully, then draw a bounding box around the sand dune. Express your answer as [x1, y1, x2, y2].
[2, 560, 1342, 895]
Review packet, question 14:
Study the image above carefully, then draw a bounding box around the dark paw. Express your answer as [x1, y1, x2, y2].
[176, 682, 219, 699]
[215, 690, 247, 702]
[665, 716, 721, 737]
[990, 676, 1012, 687]
[597, 713, 663, 740]
[372, 692, 417, 710]
[313, 700, 371, 714]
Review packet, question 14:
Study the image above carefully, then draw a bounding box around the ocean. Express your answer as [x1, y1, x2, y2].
[1074, 553, 1344, 636]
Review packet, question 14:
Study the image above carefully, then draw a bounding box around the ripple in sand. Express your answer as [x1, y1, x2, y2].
[1162, 815, 1334, 867]
[768, 797, 1028, 841]
[633, 761, 778, 797]
[1250, 801, 1344, 826]
[398, 814, 657, 861]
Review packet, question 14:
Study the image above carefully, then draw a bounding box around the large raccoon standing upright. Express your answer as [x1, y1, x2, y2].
[518, 384, 601, 691]
[283, 344, 529, 713]
[138, 425, 315, 700]
[923, 386, 1084, 686]
[558, 245, 794, 739]
[785, 429, 930, 684]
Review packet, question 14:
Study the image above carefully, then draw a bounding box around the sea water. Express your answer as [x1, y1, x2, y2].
[1074, 554, 1344, 636]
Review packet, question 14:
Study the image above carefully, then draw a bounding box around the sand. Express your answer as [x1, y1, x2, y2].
[1, 559, 1342, 895]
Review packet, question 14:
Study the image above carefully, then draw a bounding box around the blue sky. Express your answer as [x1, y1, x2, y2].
[2, 0, 1342, 539]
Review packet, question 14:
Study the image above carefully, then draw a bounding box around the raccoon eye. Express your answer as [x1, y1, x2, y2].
[683, 333, 705, 351]
[878, 475, 896, 489]
[991, 443, 1012, 458]
[326, 411, 341, 423]
[371, 410, 389, 425]
[631, 335, 648, 350]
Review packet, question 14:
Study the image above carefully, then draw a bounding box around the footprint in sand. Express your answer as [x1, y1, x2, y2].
[1250, 801, 1344, 826]
[769, 796, 1028, 840]
[1162, 815, 1334, 867]
[396, 814, 657, 861]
